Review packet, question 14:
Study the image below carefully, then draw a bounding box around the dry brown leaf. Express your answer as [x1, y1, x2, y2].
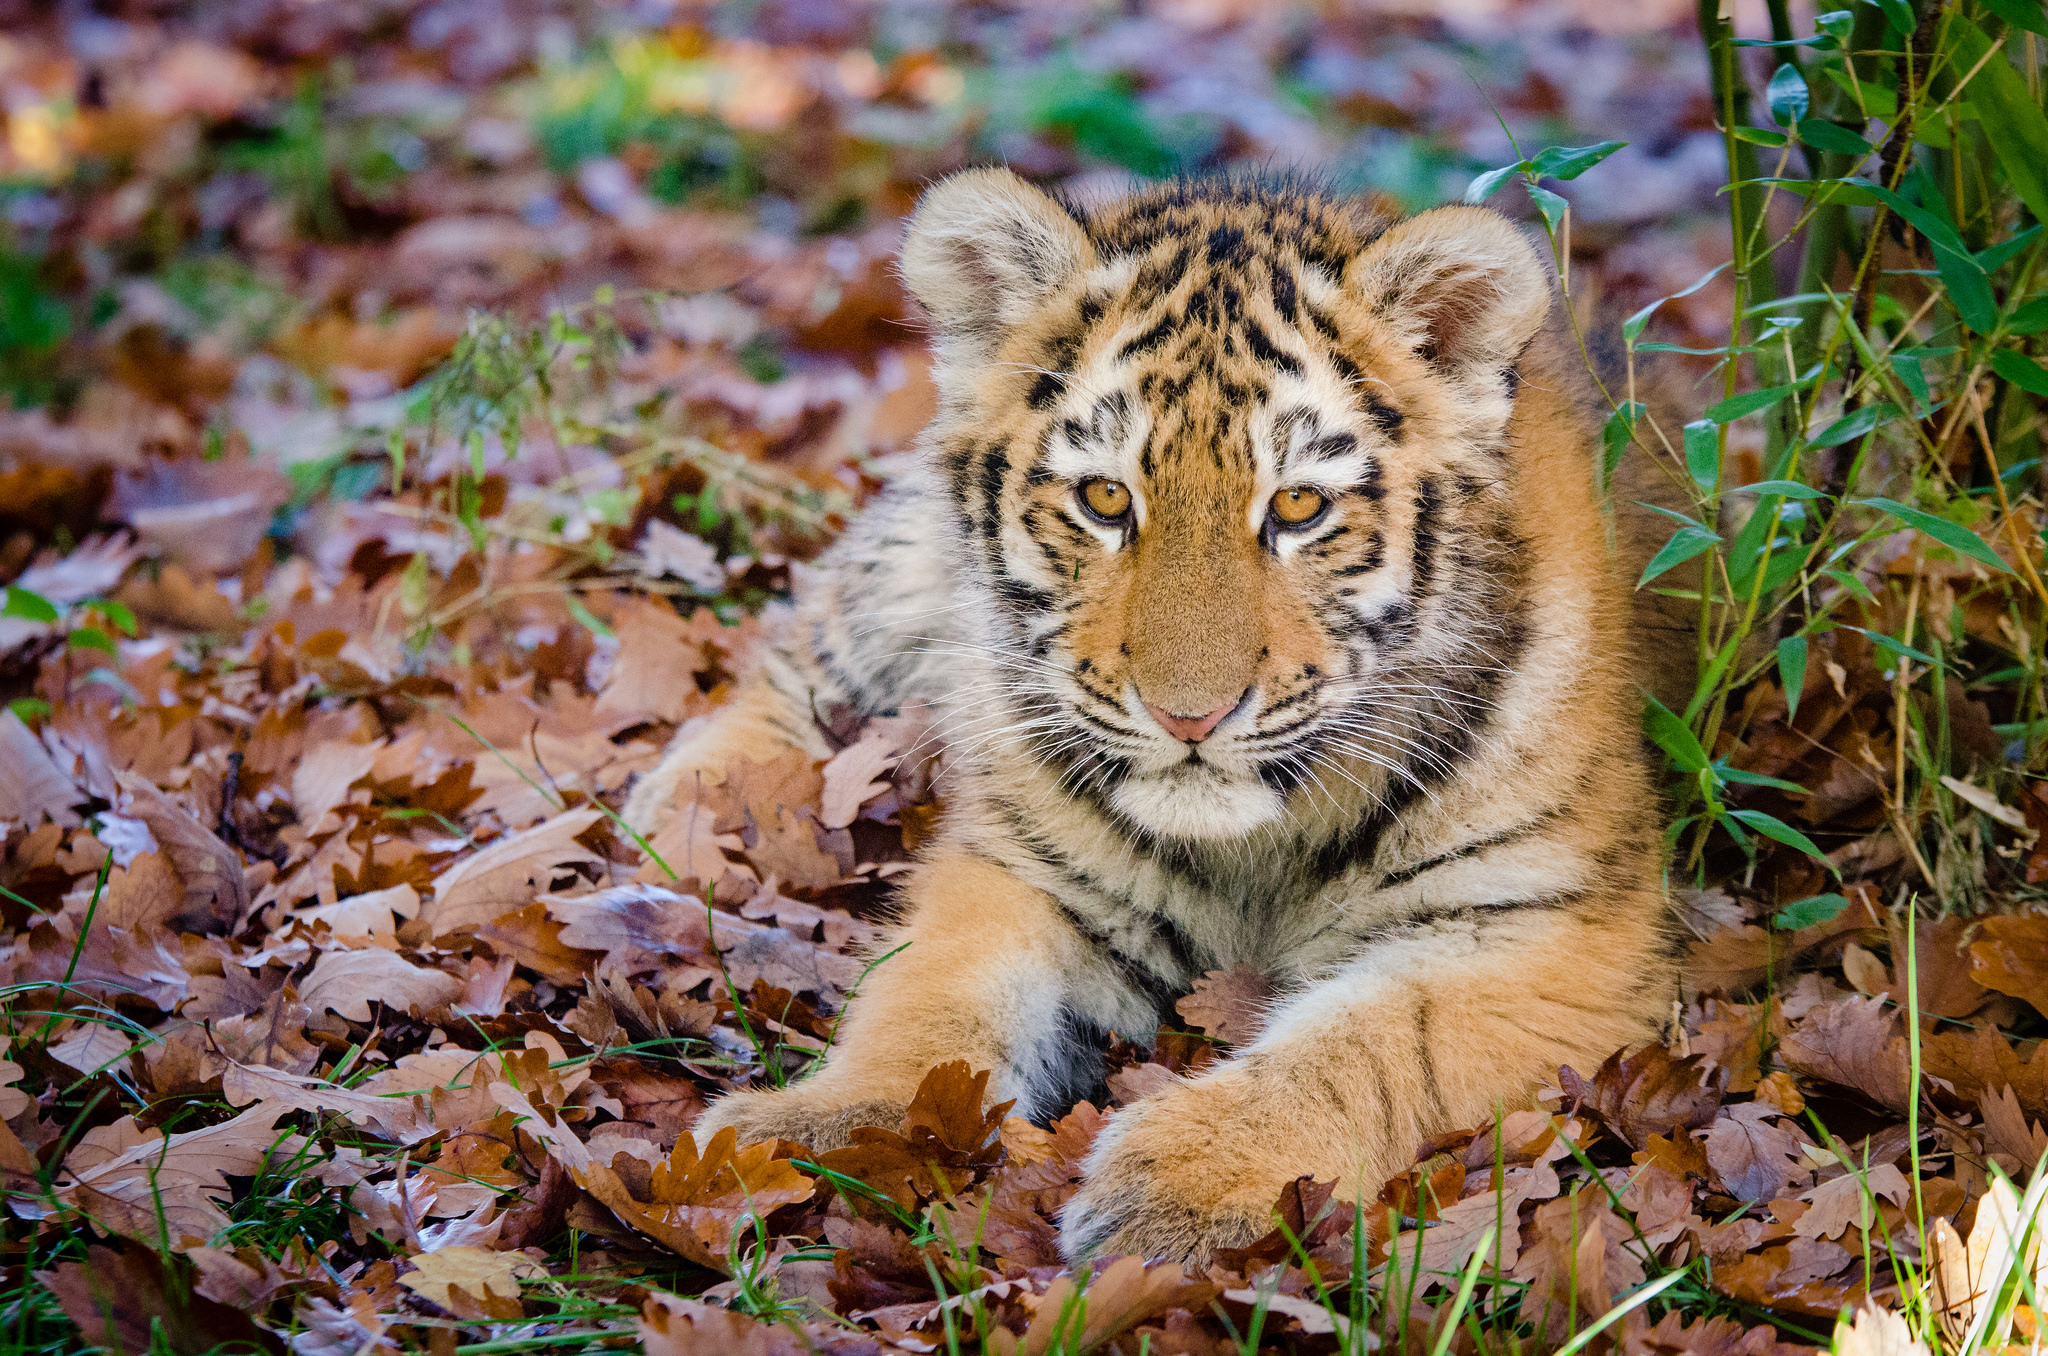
[639, 1290, 808, 1356]
[990, 1256, 1214, 1356]
[298, 948, 465, 1022]
[818, 727, 902, 829]
[598, 596, 716, 724]
[1922, 1025, 2048, 1121]
[1174, 967, 1270, 1046]
[0, 710, 82, 828]
[1794, 1163, 1909, 1241]
[1703, 1103, 1813, 1203]
[52, 1103, 301, 1248]
[219, 1057, 433, 1142]
[423, 808, 605, 936]
[400, 1244, 543, 1320]
[1979, 1083, 2048, 1169]
[1971, 916, 2048, 1018]
[475, 900, 605, 985]
[35, 1244, 283, 1356]
[292, 739, 380, 833]
[1754, 1070, 1806, 1117]
[1106, 1061, 1179, 1105]
[1929, 1175, 2046, 1346]
[1832, 1303, 1930, 1356]
[116, 773, 250, 933]
[1560, 1043, 1722, 1149]
[1776, 994, 1911, 1111]
[1512, 1190, 1648, 1342]
[577, 1126, 815, 1272]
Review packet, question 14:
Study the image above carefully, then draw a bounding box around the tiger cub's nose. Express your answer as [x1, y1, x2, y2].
[1143, 693, 1244, 743]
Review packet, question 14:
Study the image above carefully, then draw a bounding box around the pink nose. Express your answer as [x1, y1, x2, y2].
[1144, 698, 1238, 743]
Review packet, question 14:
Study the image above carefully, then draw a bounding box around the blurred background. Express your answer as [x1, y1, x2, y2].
[0, 0, 1760, 583]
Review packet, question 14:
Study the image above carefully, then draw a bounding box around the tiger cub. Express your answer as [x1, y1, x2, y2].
[624, 170, 1677, 1264]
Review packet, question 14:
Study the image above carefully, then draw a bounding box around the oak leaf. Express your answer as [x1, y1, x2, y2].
[298, 947, 464, 1022]
[818, 727, 902, 829]
[815, 1062, 1011, 1208]
[990, 1256, 1214, 1356]
[1174, 968, 1270, 1046]
[1831, 1303, 1930, 1356]
[1703, 1103, 1813, 1203]
[36, 1244, 283, 1356]
[422, 808, 605, 936]
[576, 1126, 815, 1271]
[1513, 1190, 1648, 1342]
[291, 739, 380, 833]
[1970, 915, 2048, 1018]
[639, 1290, 808, 1356]
[1559, 1043, 1722, 1149]
[1776, 994, 1911, 1111]
[400, 1243, 543, 1320]
[0, 710, 81, 829]
[1794, 1163, 1909, 1241]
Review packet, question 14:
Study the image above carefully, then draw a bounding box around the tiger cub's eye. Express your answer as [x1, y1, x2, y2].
[1079, 478, 1132, 523]
[1269, 487, 1328, 527]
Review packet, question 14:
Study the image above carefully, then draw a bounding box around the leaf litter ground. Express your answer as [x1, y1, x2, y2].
[0, 1, 2045, 1354]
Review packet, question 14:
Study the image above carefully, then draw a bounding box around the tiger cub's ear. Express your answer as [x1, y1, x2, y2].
[1346, 205, 1550, 381]
[901, 168, 1096, 365]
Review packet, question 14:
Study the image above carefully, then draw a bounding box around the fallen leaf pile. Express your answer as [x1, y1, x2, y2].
[2, 0, 2046, 1353]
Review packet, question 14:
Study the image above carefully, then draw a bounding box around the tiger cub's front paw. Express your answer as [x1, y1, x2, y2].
[692, 1083, 905, 1154]
[1058, 1073, 1292, 1266]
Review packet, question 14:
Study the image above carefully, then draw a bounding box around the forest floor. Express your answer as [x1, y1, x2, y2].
[2, 1, 2046, 1353]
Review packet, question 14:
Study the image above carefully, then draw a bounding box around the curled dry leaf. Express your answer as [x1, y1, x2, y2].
[51, 1103, 301, 1248]
[0, 709, 82, 828]
[577, 1126, 816, 1272]
[116, 772, 250, 933]
[1559, 1042, 1722, 1148]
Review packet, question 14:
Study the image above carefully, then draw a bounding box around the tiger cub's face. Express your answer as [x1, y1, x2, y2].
[902, 173, 1552, 842]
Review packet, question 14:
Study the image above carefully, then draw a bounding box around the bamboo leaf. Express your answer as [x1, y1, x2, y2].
[1767, 63, 1810, 125]
[1856, 496, 2013, 574]
[1644, 695, 1710, 775]
[1992, 349, 2048, 397]
[1527, 140, 1627, 180]
[1778, 635, 1808, 721]
[1952, 17, 2048, 226]
[1726, 809, 1832, 863]
[1638, 524, 1722, 587]
[1684, 419, 1720, 490]
[1706, 384, 1796, 423]
[1808, 402, 1899, 448]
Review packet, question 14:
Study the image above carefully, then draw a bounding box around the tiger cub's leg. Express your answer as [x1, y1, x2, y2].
[1060, 905, 1672, 1264]
[694, 854, 1153, 1149]
[623, 471, 956, 839]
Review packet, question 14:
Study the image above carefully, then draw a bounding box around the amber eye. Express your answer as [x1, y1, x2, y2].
[1269, 487, 1328, 528]
[1078, 478, 1132, 524]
